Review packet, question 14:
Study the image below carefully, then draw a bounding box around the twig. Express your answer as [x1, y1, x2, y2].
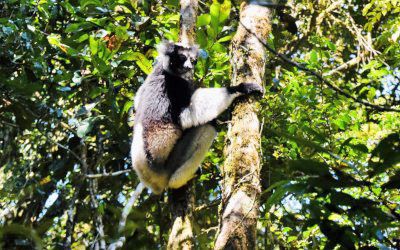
[86, 169, 132, 178]
[0, 119, 19, 128]
[40, 130, 84, 165]
[194, 199, 220, 212]
[108, 183, 145, 250]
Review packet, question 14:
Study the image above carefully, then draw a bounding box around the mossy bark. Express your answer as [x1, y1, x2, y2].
[215, 2, 272, 250]
[167, 0, 198, 249]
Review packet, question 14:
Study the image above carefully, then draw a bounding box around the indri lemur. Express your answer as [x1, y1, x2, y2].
[131, 41, 263, 194]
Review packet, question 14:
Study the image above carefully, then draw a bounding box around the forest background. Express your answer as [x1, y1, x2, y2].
[0, 0, 399, 249]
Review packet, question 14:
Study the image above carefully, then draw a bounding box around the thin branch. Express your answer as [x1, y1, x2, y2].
[108, 183, 145, 250]
[88, 172, 107, 249]
[86, 169, 132, 178]
[194, 199, 220, 212]
[323, 53, 363, 76]
[64, 181, 83, 248]
[39, 130, 84, 165]
[0, 119, 19, 128]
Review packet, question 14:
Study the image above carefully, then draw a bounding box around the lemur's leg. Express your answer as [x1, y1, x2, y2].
[131, 122, 169, 194]
[179, 83, 263, 129]
[167, 124, 217, 189]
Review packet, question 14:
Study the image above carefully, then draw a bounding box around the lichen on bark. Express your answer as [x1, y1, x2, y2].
[215, 2, 273, 249]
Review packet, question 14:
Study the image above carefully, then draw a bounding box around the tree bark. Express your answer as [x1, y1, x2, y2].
[167, 0, 198, 249]
[167, 185, 196, 250]
[215, 2, 273, 250]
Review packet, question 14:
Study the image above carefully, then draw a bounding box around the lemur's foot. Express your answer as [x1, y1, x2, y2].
[231, 82, 264, 96]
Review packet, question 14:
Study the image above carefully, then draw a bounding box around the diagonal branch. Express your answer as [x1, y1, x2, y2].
[235, 4, 399, 113]
[323, 53, 364, 77]
[107, 183, 145, 250]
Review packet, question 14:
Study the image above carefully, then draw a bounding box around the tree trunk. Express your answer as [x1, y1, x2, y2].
[215, 2, 273, 250]
[167, 185, 196, 250]
[167, 0, 198, 249]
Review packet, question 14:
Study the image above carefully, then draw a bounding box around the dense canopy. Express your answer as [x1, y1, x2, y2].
[0, 0, 399, 249]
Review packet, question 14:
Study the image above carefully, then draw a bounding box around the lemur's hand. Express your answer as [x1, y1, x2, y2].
[235, 82, 264, 96]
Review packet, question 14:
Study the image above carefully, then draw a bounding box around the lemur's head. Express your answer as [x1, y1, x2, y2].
[157, 41, 199, 75]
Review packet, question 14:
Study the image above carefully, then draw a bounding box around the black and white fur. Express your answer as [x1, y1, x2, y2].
[131, 41, 263, 194]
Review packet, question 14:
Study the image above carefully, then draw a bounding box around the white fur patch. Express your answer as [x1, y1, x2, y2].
[134, 86, 143, 110]
[180, 88, 241, 129]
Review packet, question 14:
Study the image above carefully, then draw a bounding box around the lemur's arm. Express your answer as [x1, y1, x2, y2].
[179, 83, 263, 129]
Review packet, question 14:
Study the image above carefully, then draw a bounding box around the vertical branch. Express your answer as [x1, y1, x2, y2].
[64, 182, 82, 249]
[64, 142, 87, 249]
[77, 140, 106, 250]
[88, 174, 106, 250]
[179, 0, 198, 46]
[215, 2, 273, 249]
[167, 0, 198, 249]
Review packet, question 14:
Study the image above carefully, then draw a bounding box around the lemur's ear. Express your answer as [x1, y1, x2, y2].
[157, 40, 175, 56]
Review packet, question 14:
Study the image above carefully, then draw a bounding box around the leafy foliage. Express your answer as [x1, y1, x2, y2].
[0, 0, 399, 249]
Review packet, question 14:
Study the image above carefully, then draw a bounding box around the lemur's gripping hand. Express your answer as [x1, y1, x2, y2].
[229, 83, 264, 96]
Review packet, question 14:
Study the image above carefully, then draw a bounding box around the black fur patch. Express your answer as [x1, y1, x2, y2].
[164, 71, 195, 123]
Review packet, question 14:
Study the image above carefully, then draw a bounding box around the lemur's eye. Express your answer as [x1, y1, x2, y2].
[179, 55, 187, 62]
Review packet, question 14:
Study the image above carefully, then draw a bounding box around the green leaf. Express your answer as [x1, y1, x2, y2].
[89, 87, 108, 99]
[326, 41, 336, 51]
[265, 183, 307, 209]
[210, 0, 231, 34]
[92, 56, 111, 75]
[119, 51, 152, 74]
[197, 14, 211, 27]
[334, 118, 346, 130]
[289, 159, 330, 175]
[65, 23, 81, 33]
[217, 35, 233, 43]
[47, 34, 62, 47]
[369, 133, 400, 176]
[77, 117, 97, 138]
[115, 26, 129, 41]
[122, 101, 133, 115]
[89, 36, 98, 55]
[367, 87, 376, 101]
[265, 186, 287, 210]
[80, 0, 101, 8]
[310, 50, 318, 64]
[77, 33, 89, 42]
[197, 29, 208, 48]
